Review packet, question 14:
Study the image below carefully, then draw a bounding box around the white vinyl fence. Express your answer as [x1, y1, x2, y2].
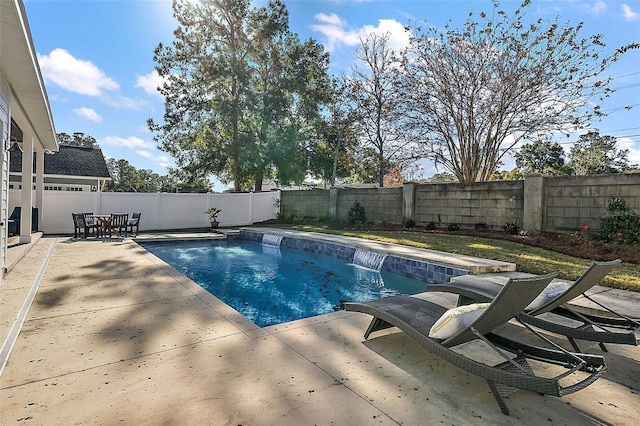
[9, 190, 281, 234]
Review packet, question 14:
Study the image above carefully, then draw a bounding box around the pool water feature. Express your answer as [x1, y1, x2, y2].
[352, 249, 387, 271]
[141, 239, 427, 327]
[262, 234, 283, 247]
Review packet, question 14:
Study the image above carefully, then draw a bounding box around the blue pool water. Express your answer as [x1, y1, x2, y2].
[141, 239, 426, 327]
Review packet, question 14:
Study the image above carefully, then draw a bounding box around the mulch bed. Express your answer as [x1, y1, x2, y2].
[325, 222, 640, 264]
[441, 229, 640, 264]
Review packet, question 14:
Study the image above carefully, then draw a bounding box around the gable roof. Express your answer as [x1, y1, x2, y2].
[10, 144, 111, 178]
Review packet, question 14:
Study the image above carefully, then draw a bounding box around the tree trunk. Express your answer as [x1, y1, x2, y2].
[253, 167, 264, 192]
[331, 130, 340, 187]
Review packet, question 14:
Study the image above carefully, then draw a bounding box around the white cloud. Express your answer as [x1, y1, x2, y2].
[135, 70, 166, 97]
[73, 107, 102, 122]
[315, 12, 346, 27]
[622, 4, 639, 21]
[136, 150, 157, 159]
[101, 94, 147, 110]
[136, 150, 171, 170]
[38, 48, 119, 96]
[137, 150, 167, 162]
[311, 15, 410, 52]
[103, 135, 155, 150]
[587, 1, 607, 16]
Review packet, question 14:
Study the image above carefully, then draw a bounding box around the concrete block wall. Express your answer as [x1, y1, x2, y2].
[545, 173, 640, 232]
[279, 189, 330, 218]
[413, 181, 524, 229]
[279, 173, 640, 233]
[335, 187, 404, 223]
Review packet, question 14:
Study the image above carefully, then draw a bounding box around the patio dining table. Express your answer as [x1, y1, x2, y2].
[91, 215, 112, 237]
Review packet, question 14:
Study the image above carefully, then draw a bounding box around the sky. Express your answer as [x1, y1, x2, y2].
[22, 0, 640, 190]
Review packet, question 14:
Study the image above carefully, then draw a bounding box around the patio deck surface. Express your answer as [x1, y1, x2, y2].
[1, 232, 639, 425]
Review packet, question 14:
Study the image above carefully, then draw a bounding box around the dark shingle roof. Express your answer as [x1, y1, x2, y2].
[10, 144, 111, 178]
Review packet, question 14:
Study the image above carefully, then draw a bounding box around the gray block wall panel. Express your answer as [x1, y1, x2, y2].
[280, 174, 640, 233]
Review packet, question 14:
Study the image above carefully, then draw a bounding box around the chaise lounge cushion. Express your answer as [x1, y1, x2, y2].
[429, 302, 489, 339]
[525, 281, 570, 311]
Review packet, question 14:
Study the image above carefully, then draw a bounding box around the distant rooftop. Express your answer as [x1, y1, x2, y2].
[10, 144, 111, 178]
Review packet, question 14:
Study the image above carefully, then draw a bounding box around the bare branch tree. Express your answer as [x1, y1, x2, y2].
[346, 32, 417, 187]
[397, 0, 633, 182]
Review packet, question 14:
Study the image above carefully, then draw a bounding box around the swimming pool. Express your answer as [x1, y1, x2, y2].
[141, 238, 433, 327]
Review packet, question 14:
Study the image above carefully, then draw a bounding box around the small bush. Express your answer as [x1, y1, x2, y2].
[447, 223, 460, 231]
[277, 211, 294, 221]
[277, 212, 305, 222]
[426, 222, 438, 230]
[347, 200, 367, 225]
[503, 221, 520, 235]
[313, 213, 330, 222]
[474, 223, 488, 231]
[568, 225, 591, 244]
[599, 198, 640, 244]
[404, 219, 416, 229]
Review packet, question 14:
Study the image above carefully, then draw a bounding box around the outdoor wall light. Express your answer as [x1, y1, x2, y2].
[4, 136, 20, 151]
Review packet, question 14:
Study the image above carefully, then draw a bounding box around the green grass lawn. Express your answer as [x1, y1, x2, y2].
[266, 224, 640, 292]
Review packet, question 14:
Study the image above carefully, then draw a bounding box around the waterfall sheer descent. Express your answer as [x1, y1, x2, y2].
[352, 249, 387, 271]
[262, 234, 284, 247]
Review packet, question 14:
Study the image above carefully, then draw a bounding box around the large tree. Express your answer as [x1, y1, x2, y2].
[514, 139, 570, 176]
[105, 158, 205, 193]
[307, 80, 360, 186]
[346, 32, 415, 187]
[149, 0, 331, 192]
[396, 0, 633, 182]
[106, 158, 145, 192]
[568, 130, 630, 175]
[57, 132, 99, 148]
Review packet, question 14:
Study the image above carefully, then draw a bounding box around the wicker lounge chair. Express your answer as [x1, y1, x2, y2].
[345, 273, 607, 415]
[427, 259, 638, 352]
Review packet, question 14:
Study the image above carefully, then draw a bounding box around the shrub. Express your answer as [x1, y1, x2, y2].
[426, 222, 438, 230]
[502, 221, 520, 235]
[277, 211, 304, 222]
[347, 200, 367, 225]
[313, 213, 330, 222]
[474, 223, 488, 231]
[277, 211, 294, 221]
[599, 198, 640, 244]
[569, 225, 591, 244]
[404, 219, 416, 229]
[447, 223, 460, 231]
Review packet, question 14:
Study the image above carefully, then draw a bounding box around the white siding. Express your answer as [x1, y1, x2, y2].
[0, 75, 10, 275]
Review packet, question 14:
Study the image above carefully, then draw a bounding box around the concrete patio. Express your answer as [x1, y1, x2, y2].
[1, 233, 639, 425]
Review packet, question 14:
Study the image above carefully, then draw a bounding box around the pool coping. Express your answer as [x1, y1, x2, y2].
[236, 227, 516, 275]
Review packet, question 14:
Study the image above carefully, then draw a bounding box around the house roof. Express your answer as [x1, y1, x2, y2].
[10, 144, 111, 178]
[1, 0, 58, 151]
